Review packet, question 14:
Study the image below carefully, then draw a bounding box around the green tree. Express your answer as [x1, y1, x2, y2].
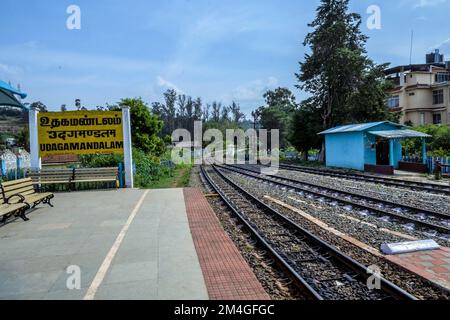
[289, 98, 323, 159]
[193, 98, 203, 121]
[230, 101, 245, 123]
[263, 87, 296, 109]
[118, 98, 165, 156]
[16, 127, 30, 150]
[404, 125, 450, 156]
[258, 87, 297, 149]
[296, 0, 394, 159]
[163, 89, 177, 134]
[30, 101, 48, 112]
[211, 101, 222, 122]
[346, 63, 399, 123]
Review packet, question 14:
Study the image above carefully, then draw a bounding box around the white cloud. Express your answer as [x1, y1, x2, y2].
[229, 77, 279, 103]
[0, 43, 157, 74]
[0, 63, 23, 76]
[414, 0, 448, 8]
[431, 38, 450, 49]
[156, 76, 184, 94]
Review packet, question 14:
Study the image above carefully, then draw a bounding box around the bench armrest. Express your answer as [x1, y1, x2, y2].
[6, 194, 26, 204]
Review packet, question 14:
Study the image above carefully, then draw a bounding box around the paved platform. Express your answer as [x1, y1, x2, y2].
[0, 189, 208, 300]
[386, 247, 450, 291]
[184, 188, 269, 300]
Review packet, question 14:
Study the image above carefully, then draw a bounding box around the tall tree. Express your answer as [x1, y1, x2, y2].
[263, 88, 296, 110]
[230, 101, 244, 123]
[193, 98, 203, 121]
[221, 105, 230, 122]
[297, 0, 367, 129]
[118, 98, 165, 155]
[211, 101, 221, 122]
[177, 94, 187, 129]
[257, 88, 297, 148]
[185, 96, 194, 133]
[185, 96, 194, 120]
[289, 98, 323, 159]
[151, 102, 165, 118]
[163, 89, 177, 134]
[203, 104, 211, 122]
[296, 0, 394, 159]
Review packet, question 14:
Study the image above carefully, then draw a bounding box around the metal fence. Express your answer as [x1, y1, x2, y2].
[402, 155, 450, 174]
[0, 168, 26, 182]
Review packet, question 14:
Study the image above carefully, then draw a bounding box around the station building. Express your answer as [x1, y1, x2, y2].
[319, 121, 431, 174]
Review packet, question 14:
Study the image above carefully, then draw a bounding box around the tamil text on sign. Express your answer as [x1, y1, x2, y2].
[38, 111, 124, 157]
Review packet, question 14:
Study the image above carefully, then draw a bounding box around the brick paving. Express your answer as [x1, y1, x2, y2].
[183, 188, 270, 300]
[386, 247, 450, 291]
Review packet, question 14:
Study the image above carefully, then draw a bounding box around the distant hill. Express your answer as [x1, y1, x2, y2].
[0, 106, 27, 137]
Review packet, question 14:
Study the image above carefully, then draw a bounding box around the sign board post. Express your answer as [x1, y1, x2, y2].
[29, 106, 42, 170]
[122, 106, 134, 188]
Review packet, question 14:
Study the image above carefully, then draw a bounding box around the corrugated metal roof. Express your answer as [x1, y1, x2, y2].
[0, 80, 27, 99]
[368, 129, 431, 139]
[318, 121, 403, 135]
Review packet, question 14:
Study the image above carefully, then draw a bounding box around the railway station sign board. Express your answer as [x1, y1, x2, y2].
[37, 111, 124, 157]
[29, 107, 134, 188]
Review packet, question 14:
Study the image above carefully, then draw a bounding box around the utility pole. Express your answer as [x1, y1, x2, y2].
[409, 30, 414, 65]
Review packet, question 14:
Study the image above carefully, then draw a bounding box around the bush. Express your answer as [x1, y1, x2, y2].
[133, 149, 173, 188]
[403, 125, 450, 157]
[80, 154, 123, 168]
[79, 149, 184, 189]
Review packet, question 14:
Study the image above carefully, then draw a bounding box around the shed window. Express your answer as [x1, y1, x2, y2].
[433, 90, 444, 104]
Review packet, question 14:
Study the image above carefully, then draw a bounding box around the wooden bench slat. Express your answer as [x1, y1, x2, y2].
[1, 178, 54, 210]
[0, 203, 28, 217]
[1, 178, 33, 187]
[4, 186, 35, 198]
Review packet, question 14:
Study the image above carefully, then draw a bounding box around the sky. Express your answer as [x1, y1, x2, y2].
[1, 0, 450, 116]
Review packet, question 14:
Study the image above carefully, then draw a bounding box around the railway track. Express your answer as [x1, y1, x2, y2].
[279, 163, 450, 196]
[201, 165, 416, 300]
[221, 164, 450, 239]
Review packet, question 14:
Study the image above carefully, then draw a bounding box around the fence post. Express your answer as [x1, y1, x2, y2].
[1, 159, 5, 177]
[118, 162, 124, 188]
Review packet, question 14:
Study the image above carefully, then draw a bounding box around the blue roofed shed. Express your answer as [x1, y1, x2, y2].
[318, 122, 431, 174]
[0, 80, 27, 109]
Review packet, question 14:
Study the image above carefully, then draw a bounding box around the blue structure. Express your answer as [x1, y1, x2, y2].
[0, 80, 27, 109]
[318, 122, 431, 172]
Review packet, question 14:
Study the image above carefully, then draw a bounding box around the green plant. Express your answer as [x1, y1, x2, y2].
[80, 154, 123, 168]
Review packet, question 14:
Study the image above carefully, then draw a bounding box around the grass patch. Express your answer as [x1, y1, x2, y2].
[144, 164, 192, 189]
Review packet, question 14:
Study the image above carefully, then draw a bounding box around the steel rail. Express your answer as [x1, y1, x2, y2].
[279, 163, 450, 196]
[205, 165, 417, 300]
[200, 165, 324, 300]
[221, 164, 450, 235]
